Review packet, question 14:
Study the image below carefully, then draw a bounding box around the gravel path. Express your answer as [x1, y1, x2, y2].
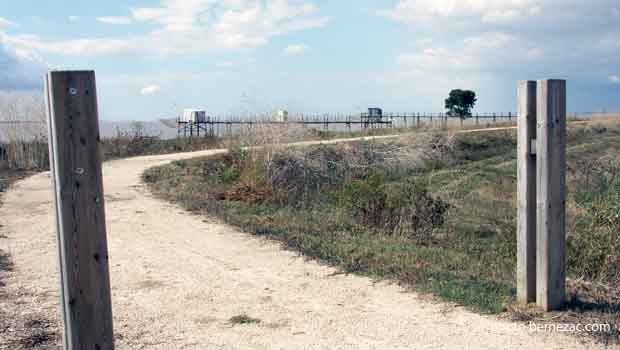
[0, 134, 603, 349]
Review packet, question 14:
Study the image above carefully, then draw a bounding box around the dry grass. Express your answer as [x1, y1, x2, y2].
[229, 314, 262, 325]
[0, 92, 48, 171]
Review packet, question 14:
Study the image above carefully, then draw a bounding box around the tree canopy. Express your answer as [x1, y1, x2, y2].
[445, 89, 477, 119]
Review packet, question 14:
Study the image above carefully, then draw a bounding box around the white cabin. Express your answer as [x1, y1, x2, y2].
[275, 109, 289, 123]
[181, 109, 207, 123]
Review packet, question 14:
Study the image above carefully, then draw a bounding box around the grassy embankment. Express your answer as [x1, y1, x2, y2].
[145, 122, 620, 343]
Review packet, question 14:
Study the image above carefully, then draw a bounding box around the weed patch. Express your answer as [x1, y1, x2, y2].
[229, 314, 261, 325]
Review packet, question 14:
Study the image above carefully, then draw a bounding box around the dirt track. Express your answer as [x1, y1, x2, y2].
[0, 133, 604, 349]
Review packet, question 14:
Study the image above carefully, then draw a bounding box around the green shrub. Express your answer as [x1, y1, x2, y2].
[386, 179, 451, 242]
[570, 163, 620, 283]
[142, 168, 162, 183]
[340, 174, 450, 241]
[420, 134, 456, 169]
[341, 173, 388, 227]
[173, 160, 188, 168]
[453, 132, 515, 163]
[228, 146, 248, 168]
[220, 166, 241, 184]
[267, 152, 325, 205]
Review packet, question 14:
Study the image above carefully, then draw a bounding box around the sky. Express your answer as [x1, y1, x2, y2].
[1, 0, 619, 121]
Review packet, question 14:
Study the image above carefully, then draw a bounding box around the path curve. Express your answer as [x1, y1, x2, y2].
[0, 131, 602, 349]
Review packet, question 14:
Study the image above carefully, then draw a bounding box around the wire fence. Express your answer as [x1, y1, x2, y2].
[2, 111, 619, 141]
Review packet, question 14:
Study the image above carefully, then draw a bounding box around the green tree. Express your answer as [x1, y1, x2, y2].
[445, 89, 477, 119]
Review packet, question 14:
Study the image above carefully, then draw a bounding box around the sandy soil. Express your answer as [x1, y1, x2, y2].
[0, 134, 606, 349]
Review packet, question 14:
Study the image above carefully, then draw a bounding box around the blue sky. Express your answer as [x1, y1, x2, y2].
[1, 0, 620, 121]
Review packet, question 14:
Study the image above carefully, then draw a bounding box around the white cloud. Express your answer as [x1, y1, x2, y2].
[284, 44, 307, 55]
[0, 17, 14, 28]
[5, 34, 136, 56]
[609, 75, 620, 84]
[526, 47, 544, 60]
[132, 8, 167, 22]
[381, 0, 538, 25]
[3, 1, 328, 57]
[463, 32, 515, 50]
[0, 33, 47, 90]
[140, 85, 161, 95]
[398, 48, 465, 73]
[384, 0, 620, 84]
[97, 16, 132, 25]
[382, 0, 620, 31]
[217, 61, 235, 68]
[397, 32, 543, 76]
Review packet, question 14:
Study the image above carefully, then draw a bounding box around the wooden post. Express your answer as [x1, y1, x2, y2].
[517, 81, 537, 304]
[45, 71, 115, 349]
[536, 79, 567, 311]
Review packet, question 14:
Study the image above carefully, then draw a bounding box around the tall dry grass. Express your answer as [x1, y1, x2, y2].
[221, 123, 324, 175]
[0, 92, 220, 171]
[0, 92, 48, 170]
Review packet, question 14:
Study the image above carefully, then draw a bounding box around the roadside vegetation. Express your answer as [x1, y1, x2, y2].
[229, 314, 262, 326]
[145, 121, 620, 344]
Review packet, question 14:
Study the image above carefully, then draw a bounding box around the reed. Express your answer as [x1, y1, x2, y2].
[0, 92, 48, 170]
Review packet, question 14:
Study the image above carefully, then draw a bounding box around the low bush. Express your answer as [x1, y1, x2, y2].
[419, 133, 456, 169]
[340, 174, 450, 242]
[570, 162, 620, 284]
[453, 131, 516, 163]
[341, 173, 388, 227]
[386, 179, 451, 242]
[267, 152, 324, 204]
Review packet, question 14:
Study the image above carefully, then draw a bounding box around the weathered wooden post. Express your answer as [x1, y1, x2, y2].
[45, 70, 115, 349]
[536, 79, 567, 311]
[517, 81, 537, 304]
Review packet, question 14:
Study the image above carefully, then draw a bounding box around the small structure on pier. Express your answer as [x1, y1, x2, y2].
[178, 109, 213, 137]
[367, 108, 383, 119]
[274, 109, 289, 123]
[182, 109, 207, 123]
[361, 107, 384, 128]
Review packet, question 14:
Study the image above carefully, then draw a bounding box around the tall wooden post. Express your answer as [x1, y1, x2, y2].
[45, 71, 115, 349]
[536, 79, 567, 311]
[517, 81, 537, 304]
